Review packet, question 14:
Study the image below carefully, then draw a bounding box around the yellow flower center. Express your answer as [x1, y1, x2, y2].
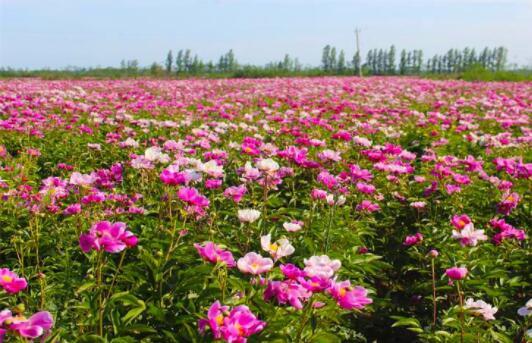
[215, 314, 224, 326]
[2, 275, 13, 283]
[235, 323, 245, 335]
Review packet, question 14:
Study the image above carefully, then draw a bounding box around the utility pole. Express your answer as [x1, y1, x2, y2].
[355, 27, 362, 77]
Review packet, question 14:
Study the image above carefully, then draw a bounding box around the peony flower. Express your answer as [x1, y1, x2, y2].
[517, 299, 532, 316]
[328, 281, 372, 310]
[201, 160, 225, 178]
[445, 267, 468, 280]
[283, 221, 303, 232]
[69, 172, 96, 187]
[303, 255, 341, 279]
[0, 310, 54, 339]
[194, 242, 236, 268]
[237, 252, 273, 275]
[10, 311, 54, 339]
[264, 279, 312, 309]
[198, 301, 228, 339]
[356, 200, 380, 213]
[237, 209, 261, 223]
[144, 147, 170, 164]
[279, 263, 305, 280]
[0, 269, 27, 294]
[497, 192, 520, 215]
[451, 214, 472, 230]
[220, 305, 266, 342]
[260, 234, 295, 260]
[403, 233, 423, 246]
[256, 158, 279, 174]
[79, 221, 138, 254]
[452, 223, 487, 247]
[464, 298, 497, 320]
[223, 185, 247, 203]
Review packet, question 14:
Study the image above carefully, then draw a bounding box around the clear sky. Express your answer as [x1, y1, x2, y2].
[1, 0, 531, 69]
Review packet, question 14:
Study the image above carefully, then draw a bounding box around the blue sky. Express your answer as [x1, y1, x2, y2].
[1, 0, 531, 69]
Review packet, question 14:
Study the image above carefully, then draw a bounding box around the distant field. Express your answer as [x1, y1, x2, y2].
[0, 77, 529, 342]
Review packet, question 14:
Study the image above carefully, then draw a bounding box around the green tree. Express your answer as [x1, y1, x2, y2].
[337, 50, 346, 73]
[387, 45, 396, 75]
[175, 50, 184, 74]
[322, 45, 331, 71]
[165, 50, 173, 74]
[352, 51, 361, 76]
[399, 49, 407, 75]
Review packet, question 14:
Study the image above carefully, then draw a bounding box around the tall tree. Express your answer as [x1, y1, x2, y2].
[175, 50, 184, 73]
[352, 51, 361, 76]
[322, 45, 331, 71]
[330, 47, 337, 71]
[183, 49, 191, 72]
[165, 50, 173, 74]
[337, 50, 346, 73]
[399, 49, 407, 75]
[387, 45, 396, 75]
[495, 46, 507, 71]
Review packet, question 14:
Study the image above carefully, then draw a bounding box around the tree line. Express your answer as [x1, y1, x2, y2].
[154, 45, 509, 76]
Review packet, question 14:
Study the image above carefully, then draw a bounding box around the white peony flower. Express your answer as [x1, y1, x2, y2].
[260, 234, 295, 260]
[237, 209, 261, 223]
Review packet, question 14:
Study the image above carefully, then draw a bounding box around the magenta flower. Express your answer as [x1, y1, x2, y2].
[199, 302, 265, 342]
[177, 187, 210, 217]
[0, 269, 27, 294]
[298, 276, 331, 292]
[10, 311, 54, 339]
[279, 263, 305, 280]
[220, 305, 266, 342]
[328, 281, 372, 310]
[451, 214, 472, 230]
[497, 192, 520, 215]
[79, 221, 138, 253]
[237, 252, 273, 275]
[403, 233, 423, 246]
[194, 242, 236, 268]
[264, 279, 312, 309]
[198, 301, 228, 339]
[490, 218, 526, 244]
[0, 310, 54, 340]
[223, 185, 247, 203]
[160, 167, 189, 186]
[356, 200, 380, 213]
[445, 267, 468, 280]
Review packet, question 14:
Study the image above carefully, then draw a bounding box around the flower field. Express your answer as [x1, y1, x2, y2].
[0, 77, 530, 342]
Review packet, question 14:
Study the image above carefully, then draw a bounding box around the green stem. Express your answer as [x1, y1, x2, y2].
[324, 204, 335, 252]
[456, 281, 464, 343]
[295, 299, 314, 342]
[431, 258, 437, 328]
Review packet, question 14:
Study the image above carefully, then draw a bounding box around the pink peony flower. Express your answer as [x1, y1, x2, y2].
[451, 223, 487, 247]
[328, 281, 372, 310]
[79, 221, 138, 253]
[303, 255, 341, 279]
[356, 200, 380, 213]
[237, 252, 273, 275]
[264, 279, 312, 309]
[0, 310, 54, 339]
[451, 214, 472, 230]
[223, 185, 247, 203]
[403, 233, 423, 246]
[194, 242, 236, 268]
[464, 298, 497, 321]
[199, 301, 265, 342]
[445, 267, 468, 280]
[0, 269, 27, 294]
